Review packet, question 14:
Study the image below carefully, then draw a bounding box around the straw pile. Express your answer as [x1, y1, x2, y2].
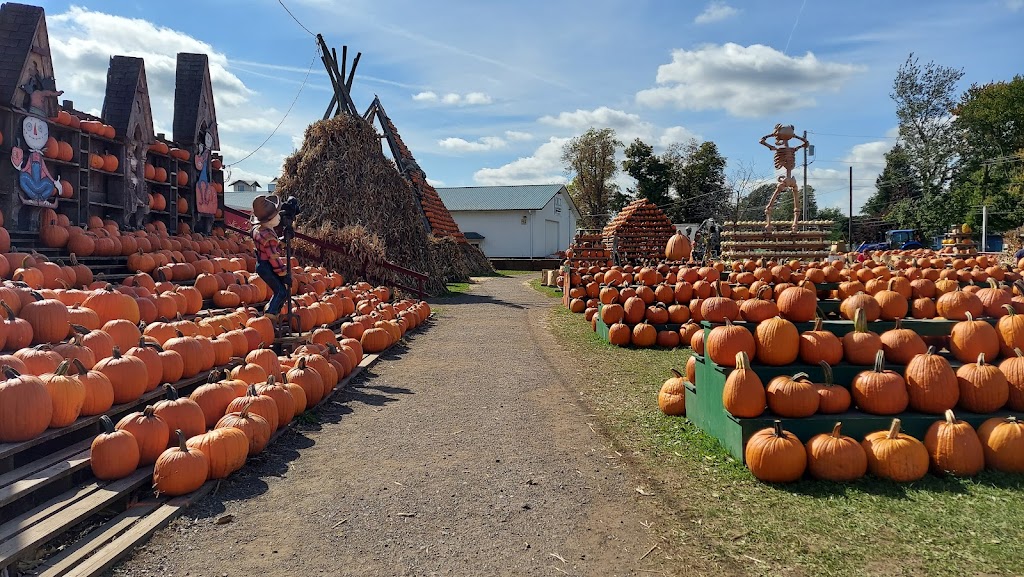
[276, 115, 487, 294]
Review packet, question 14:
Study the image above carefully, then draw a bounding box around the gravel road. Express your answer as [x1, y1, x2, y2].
[110, 276, 699, 577]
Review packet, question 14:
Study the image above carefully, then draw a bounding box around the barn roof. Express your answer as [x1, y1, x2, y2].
[435, 184, 573, 212]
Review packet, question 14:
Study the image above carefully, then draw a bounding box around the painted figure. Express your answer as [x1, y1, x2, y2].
[759, 124, 809, 232]
[195, 128, 216, 215]
[11, 115, 58, 205]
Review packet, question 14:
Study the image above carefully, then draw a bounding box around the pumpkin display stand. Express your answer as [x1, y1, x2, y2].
[684, 318, 1024, 462]
[721, 220, 836, 262]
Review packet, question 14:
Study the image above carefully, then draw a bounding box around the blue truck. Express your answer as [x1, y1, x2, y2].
[856, 229, 926, 252]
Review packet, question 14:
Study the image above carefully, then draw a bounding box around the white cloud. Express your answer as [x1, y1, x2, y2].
[437, 136, 508, 152]
[474, 137, 570, 185]
[46, 6, 306, 179]
[426, 178, 446, 187]
[694, 2, 740, 24]
[505, 130, 533, 141]
[412, 90, 492, 106]
[636, 43, 864, 117]
[809, 138, 894, 213]
[463, 92, 493, 105]
[539, 106, 699, 148]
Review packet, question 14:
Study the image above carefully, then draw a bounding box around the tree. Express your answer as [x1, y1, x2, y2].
[736, 182, 817, 222]
[622, 138, 673, 208]
[891, 53, 964, 197]
[816, 207, 848, 241]
[561, 127, 622, 229]
[861, 145, 920, 217]
[562, 128, 623, 229]
[949, 76, 1024, 233]
[664, 140, 729, 223]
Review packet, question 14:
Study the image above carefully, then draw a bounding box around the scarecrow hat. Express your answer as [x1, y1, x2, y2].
[250, 195, 280, 224]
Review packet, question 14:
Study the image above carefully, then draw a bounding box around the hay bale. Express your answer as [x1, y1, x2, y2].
[278, 115, 457, 294]
[460, 243, 493, 276]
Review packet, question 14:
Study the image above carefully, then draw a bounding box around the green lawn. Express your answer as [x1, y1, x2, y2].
[533, 284, 1024, 577]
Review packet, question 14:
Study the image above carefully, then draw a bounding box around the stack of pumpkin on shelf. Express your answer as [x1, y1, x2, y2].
[564, 249, 1024, 350]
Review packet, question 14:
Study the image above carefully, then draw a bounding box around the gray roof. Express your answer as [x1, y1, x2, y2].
[224, 191, 264, 211]
[435, 184, 571, 212]
[463, 231, 485, 240]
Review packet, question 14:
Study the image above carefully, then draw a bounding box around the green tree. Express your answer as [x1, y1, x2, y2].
[562, 128, 623, 229]
[816, 207, 848, 241]
[664, 140, 729, 223]
[861, 145, 921, 217]
[622, 138, 673, 208]
[736, 182, 817, 222]
[950, 76, 1024, 233]
[891, 53, 964, 197]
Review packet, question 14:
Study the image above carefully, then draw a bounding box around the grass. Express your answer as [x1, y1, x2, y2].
[532, 285, 1024, 577]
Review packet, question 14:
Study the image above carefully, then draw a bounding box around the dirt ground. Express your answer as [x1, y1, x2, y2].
[110, 276, 726, 577]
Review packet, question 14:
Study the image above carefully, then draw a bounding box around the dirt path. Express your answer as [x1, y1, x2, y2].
[112, 276, 708, 577]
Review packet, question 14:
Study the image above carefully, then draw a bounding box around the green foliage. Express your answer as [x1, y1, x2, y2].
[737, 182, 818, 222]
[664, 140, 730, 223]
[862, 145, 920, 217]
[622, 138, 673, 208]
[891, 53, 964, 197]
[562, 128, 623, 229]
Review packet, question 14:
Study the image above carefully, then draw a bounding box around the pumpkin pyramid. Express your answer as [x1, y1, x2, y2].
[602, 198, 676, 263]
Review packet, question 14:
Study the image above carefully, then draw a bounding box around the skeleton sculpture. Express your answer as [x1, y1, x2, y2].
[758, 124, 809, 232]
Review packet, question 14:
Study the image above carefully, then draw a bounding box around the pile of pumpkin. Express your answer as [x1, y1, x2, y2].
[77, 323, 354, 495]
[32, 210, 254, 264]
[563, 251, 1024, 350]
[0, 240, 432, 445]
[743, 413, 1024, 483]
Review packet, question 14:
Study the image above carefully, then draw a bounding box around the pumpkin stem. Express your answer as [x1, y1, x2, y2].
[977, 352, 987, 366]
[1004, 304, 1016, 317]
[819, 361, 834, 386]
[266, 374, 276, 386]
[164, 383, 179, 400]
[771, 419, 784, 438]
[99, 414, 117, 434]
[2, 365, 21, 379]
[143, 341, 165, 352]
[669, 368, 683, 379]
[1015, 347, 1024, 358]
[29, 291, 44, 302]
[142, 405, 156, 418]
[111, 346, 122, 359]
[853, 307, 868, 333]
[830, 422, 843, 438]
[873, 350, 886, 373]
[175, 429, 187, 452]
[926, 345, 937, 356]
[966, 311, 975, 322]
[944, 409, 956, 425]
[887, 418, 903, 439]
[0, 300, 15, 320]
[54, 360, 70, 376]
[71, 358, 88, 375]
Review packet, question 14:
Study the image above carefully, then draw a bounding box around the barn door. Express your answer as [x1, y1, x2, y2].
[545, 219, 559, 256]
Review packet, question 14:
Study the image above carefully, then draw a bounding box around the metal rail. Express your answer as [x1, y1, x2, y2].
[220, 205, 428, 299]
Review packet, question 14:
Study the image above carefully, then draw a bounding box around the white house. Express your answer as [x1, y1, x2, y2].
[435, 184, 580, 258]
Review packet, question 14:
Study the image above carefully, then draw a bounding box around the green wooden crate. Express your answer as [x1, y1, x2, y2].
[687, 353, 1024, 463]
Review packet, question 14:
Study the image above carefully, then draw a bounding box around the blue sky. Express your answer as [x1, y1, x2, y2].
[39, 0, 1024, 214]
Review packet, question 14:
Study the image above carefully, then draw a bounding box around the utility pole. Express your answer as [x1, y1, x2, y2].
[982, 205, 988, 253]
[802, 130, 808, 221]
[848, 166, 853, 245]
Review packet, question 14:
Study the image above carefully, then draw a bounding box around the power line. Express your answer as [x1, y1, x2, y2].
[225, 48, 318, 169]
[277, 0, 317, 37]
[808, 131, 900, 140]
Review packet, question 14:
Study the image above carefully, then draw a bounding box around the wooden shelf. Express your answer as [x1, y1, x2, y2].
[89, 168, 123, 178]
[144, 179, 170, 186]
[45, 157, 79, 168]
[88, 201, 123, 210]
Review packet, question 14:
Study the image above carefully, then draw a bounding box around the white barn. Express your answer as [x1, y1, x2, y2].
[435, 184, 580, 258]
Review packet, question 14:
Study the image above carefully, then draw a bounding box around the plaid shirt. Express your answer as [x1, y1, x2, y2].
[252, 225, 288, 275]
